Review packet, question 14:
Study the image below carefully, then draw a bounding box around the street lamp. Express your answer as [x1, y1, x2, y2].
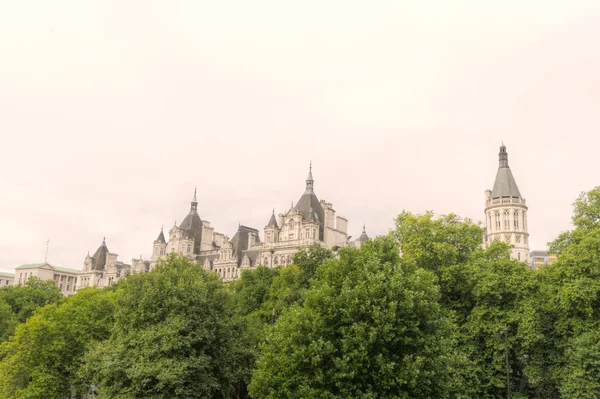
[494, 324, 511, 399]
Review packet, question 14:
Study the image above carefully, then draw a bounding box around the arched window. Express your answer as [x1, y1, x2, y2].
[495, 212, 501, 230]
[274, 256, 279, 265]
[264, 257, 269, 266]
[503, 211, 510, 230]
[287, 255, 291, 264]
[514, 211, 519, 230]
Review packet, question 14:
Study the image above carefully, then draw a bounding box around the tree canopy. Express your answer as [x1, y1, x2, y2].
[249, 237, 454, 398]
[2, 188, 600, 398]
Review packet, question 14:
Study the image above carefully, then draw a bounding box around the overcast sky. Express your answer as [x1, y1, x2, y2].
[1, 1, 599, 273]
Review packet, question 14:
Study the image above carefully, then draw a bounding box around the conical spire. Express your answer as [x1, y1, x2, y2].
[359, 223, 369, 242]
[267, 208, 279, 228]
[305, 161, 314, 192]
[190, 187, 198, 212]
[491, 143, 522, 199]
[155, 226, 166, 243]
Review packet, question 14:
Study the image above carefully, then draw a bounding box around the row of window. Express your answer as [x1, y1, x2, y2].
[490, 211, 525, 231]
[266, 227, 318, 243]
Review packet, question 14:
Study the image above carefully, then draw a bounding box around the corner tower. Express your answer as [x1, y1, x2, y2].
[484, 144, 529, 262]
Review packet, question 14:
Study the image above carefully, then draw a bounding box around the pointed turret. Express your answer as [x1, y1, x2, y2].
[295, 163, 324, 223]
[91, 238, 109, 271]
[491, 143, 522, 199]
[178, 188, 203, 254]
[484, 143, 529, 262]
[155, 227, 166, 243]
[305, 161, 314, 192]
[358, 224, 369, 242]
[267, 209, 279, 228]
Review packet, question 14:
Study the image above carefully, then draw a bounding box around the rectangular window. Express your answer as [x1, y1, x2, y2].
[514, 212, 519, 230]
[495, 213, 500, 230]
[504, 212, 510, 230]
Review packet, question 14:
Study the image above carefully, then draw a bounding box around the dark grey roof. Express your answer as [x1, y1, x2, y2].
[91, 238, 109, 271]
[296, 192, 324, 224]
[358, 224, 369, 242]
[491, 144, 522, 199]
[155, 228, 166, 243]
[308, 207, 319, 222]
[230, 225, 261, 265]
[267, 210, 279, 228]
[294, 164, 324, 239]
[242, 248, 261, 266]
[179, 190, 203, 253]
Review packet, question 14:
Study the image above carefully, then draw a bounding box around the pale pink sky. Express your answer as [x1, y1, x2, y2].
[1, 1, 599, 272]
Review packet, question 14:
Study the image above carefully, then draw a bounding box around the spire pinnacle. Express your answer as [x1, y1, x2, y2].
[190, 187, 198, 212]
[499, 143, 509, 168]
[305, 162, 314, 192]
[363, 223, 366, 232]
[102, 237, 106, 244]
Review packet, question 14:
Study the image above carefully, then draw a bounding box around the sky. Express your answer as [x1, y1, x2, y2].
[1, 1, 599, 273]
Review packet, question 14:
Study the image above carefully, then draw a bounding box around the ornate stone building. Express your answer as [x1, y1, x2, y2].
[484, 144, 530, 262]
[75, 164, 364, 288]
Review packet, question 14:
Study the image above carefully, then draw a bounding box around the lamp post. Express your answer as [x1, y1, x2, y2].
[494, 325, 511, 399]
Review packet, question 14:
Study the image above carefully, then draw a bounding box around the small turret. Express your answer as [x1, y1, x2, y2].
[358, 224, 369, 242]
[267, 209, 279, 228]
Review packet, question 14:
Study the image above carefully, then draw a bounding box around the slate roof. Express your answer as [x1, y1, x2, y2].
[91, 238, 109, 271]
[155, 228, 166, 243]
[267, 210, 279, 228]
[230, 225, 261, 265]
[358, 224, 369, 242]
[179, 200, 203, 253]
[491, 144, 522, 199]
[0, 271, 14, 278]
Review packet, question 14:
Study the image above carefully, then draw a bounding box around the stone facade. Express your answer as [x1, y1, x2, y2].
[484, 144, 530, 262]
[13, 263, 80, 295]
[0, 271, 14, 287]
[72, 164, 365, 288]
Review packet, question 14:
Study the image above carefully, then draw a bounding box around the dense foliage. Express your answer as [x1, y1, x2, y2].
[1, 187, 600, 398]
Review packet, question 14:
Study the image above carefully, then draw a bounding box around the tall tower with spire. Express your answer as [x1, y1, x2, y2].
[484, 144, 529, 262]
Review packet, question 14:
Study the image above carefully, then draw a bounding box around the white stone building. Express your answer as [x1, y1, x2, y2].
[13, 263, 80, 295]
[78, 164, 366, 287]
[484, 144, 530, 262]
[0, 271, 14, 287]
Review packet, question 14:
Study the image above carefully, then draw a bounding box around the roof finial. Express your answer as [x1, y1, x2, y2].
[190, 187, 198, 212]
[499, 143, 509, 168]
[363, 223, 366, 232]
[305, 161, 314, 192]
[102, 236, 106, 244]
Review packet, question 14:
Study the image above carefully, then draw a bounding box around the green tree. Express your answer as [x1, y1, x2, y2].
[0, 277, 62, 323]
[84, 254, 243, 399]
[249, 237, 454, 398]
[0, 287, 117, 399]
[393, 211, 540, 398]
[393, 211, 483, 321]
[533, 186, 600, 397]
[0, 298, 17, 342]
